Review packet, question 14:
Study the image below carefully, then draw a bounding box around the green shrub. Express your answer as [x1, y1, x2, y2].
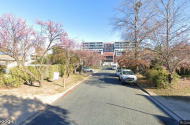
[48, 65, 59, 79]
[145, 69, 159, 82]
[42, 66, 49, 79]
[58, 64, 65, 77]
[9, 67, 30, 87]
[0, 73, 4, 87]
[0, 65, 66, 88]
[11, 67, 38, 82]
[0, 65, 6, 73]
[172, 72, 181, 84]
[69, 64, 74, 72]
[3, 74, 24, 87]
[145, 67, 181, 89]
[153, 70, 169, 89]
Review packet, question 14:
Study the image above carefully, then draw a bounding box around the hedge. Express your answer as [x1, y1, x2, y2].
[58, 64, 66, 77]
[0, 65, 66, 88]
[48, 65, 59, 79]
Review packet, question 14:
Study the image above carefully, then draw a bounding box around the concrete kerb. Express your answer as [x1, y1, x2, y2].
[137, 85, 182, 122]
[19, 73, 94, 125]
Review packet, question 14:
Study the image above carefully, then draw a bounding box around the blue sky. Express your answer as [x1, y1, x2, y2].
[0, 0, 122, 43]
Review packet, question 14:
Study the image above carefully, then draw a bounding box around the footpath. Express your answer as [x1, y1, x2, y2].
[138, 85, 190, 121]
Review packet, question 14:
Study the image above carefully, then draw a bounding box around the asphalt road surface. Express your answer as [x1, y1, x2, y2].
[27, 68, 178, 125]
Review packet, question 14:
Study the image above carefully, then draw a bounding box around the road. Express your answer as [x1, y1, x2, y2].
[26, 68, 178, 125]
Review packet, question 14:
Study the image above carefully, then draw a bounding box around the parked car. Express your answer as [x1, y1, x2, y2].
[102, 62, 110, 66]
[119, 69, 137, 85]
[116, 68, 121, 76]
[112, 65, 117, 70]
[83, 67, 94, 72]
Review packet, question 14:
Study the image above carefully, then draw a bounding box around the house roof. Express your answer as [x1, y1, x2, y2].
[0, 55, 15, 61]
[0, 55, 27, 61]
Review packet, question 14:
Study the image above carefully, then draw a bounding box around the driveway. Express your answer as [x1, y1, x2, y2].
[26, 68, 178, 125]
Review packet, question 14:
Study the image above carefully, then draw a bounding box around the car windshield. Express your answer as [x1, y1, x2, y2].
[123, 71, 134, 75]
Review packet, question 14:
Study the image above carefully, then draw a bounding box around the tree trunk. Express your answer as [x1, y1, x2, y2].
[73, 68, 76, 74]
[38, 78, 44, 87]
[29, 79, 33, 86]
[39, 69, 44, 87]
[67, 73, 70, 77]
[19, 66, 42, 87]
[168, 73, 172, 84]
[134, 4, 139, 74]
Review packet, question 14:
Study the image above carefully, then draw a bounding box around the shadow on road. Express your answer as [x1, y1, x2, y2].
[107, 103, 178, 125]
[0, 94, 76, 125]
[27, 105, 77, 125]
[136, 93, 189, 119]
[89, 69, 183, 124]
[0, 94, 46, 124]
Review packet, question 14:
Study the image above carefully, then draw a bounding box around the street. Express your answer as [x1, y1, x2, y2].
[27, 68, 178, 125]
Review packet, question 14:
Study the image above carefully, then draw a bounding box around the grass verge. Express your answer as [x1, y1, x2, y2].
[0, 73, 88, 96]
[137, 74, 190, 102]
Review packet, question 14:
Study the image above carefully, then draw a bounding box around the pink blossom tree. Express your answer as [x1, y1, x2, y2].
[59, 37, 76, 77]
[0, 14, 40, 85]
[81, 50, 103, 68]
[36, 20, 68, 85]
[0, 14, 69, 87]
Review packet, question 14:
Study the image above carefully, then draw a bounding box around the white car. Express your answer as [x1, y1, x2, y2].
[116, 69, 121, 76]
[112, 65, 117, 70]
[83, 67, 94, 72]
[119, 69, 137, 85]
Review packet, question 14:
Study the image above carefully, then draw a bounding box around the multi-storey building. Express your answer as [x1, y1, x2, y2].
[82, 41, 135, 64]
[114, 42, 135, 56]
[103, 43, 114, 52]
[82, 42, 104, 55]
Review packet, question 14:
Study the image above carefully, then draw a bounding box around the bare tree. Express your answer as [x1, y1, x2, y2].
[150, 0, 190, 83]
[112, 0, 158, 72]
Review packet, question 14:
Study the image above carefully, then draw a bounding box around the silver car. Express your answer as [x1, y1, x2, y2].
[83, 67, 94, 72]
[112, 65, 117, 70]
[119, 69, 137, 85]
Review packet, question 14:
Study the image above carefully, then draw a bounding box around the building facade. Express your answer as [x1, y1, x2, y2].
[103, 43, 114, 52]
[114, 42, 135, 56]
[82, 42, 104, 55]
[82, 41, 135, 63]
